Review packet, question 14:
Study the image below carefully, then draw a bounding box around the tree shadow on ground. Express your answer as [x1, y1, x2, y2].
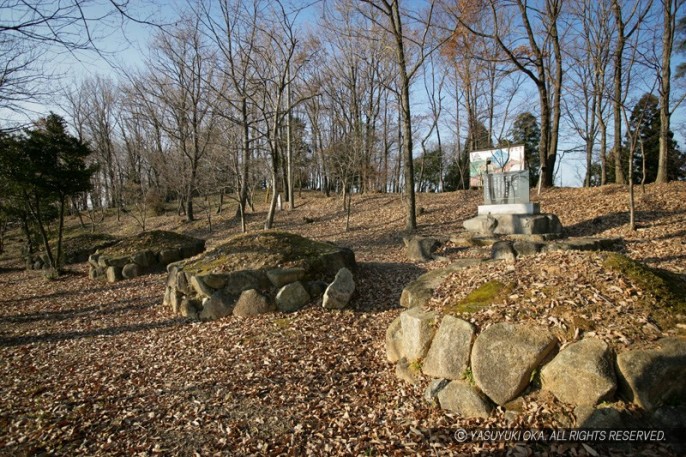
[0, 294, 161, 324]
[352, 261, 426, 313]
[0, 317, 188, 347]
[0, 280, 137, 305]
[563, 210, 683, 237]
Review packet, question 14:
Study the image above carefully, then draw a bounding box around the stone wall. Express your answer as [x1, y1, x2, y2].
[387, 308, 686, 427]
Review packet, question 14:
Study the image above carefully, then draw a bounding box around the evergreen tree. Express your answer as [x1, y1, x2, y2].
[510, 112, 541, 187]
[626, 93, 684, 183]
[465, 116, 493, 153]
[1, 113, 96, 274]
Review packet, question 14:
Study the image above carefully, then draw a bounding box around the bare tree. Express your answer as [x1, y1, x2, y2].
[358, 0, 447, 231]
[250, 1, 313, 229]
[610, 0, 653, 184]
[449, 0, 565, 188]
[0, 0, 161, 119]
[146, 17, 218, 222]
[655, 0, 685, 182]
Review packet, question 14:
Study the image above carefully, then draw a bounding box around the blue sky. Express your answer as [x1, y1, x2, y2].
[5, 0, 685, 188]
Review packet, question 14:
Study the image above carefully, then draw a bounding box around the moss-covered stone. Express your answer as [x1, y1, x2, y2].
[603, 253, 686, 316]
[447, 280, 513, 315]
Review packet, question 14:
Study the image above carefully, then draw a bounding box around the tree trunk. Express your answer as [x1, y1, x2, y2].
[656, 0, 675, 184]
[237, 97, 251, 216]
[548, 2, 563, 188]
[390, 1, 416, 231]
[612, 0, 627, 184]
[185, 166, 196, 222]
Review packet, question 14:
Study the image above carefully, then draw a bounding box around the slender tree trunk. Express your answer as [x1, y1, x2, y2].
[286, 64, 295, 209]
[612, 0, 627, 184]
[237, 97, 250, 216]
[656, 0, 675, 183]
[597, 94, 608, 185]
[186, 164, 196, 222]
[628, 144, 636, 230]
[265, 135, 280, 229]
[548, 5, 563, 187]
[25, 191, 55, 273]
[55, 196, 66, 272]
[390, 1, 416, 231]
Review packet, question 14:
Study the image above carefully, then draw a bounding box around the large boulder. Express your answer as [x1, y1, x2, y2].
[223, 270, 270, 295]
[233, 289, 275, 318]
[436, 380, 493, 419]
[122, 263, 141, 279]
[190, 275, 215, 299]
[616, 338, 686, 411]
[421, 316, 475, 380]
[106, 266, 123, 283]
[491, 241, 517, 261]
[322, 268, 355, 310]
[471, 323, 557, 405]
[541, 338, 616, 406]
[132, 250, 157, 268]
[267, 268, 306, 288]
[398, 307, 437, 361]
[574, 405, 627, 429]
[403, 235, 442, 262]
[275, 281, 311, 313]
[199, 290, 235, 320]
[158, 248, 181, 265]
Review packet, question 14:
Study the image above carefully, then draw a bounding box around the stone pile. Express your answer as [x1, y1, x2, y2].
[88, 230, 205, 283]
[163, 231, 357, 320]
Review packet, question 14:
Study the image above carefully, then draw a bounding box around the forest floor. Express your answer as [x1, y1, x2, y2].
[0, 183, 685, 456]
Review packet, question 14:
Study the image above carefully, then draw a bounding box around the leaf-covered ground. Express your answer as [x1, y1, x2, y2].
[1, 183, 685, 456]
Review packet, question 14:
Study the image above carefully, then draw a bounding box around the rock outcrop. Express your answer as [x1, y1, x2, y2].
[403, 235, 443, 262]
[471, 323, 557, 406]
[436, 380, 493, 419]
[398, 307, 437, 361]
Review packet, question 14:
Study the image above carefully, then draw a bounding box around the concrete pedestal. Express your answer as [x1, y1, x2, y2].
[463, 213, 562, 236]
[477, 203, 540, 216]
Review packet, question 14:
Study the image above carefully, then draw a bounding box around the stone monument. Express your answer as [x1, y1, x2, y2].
[463, 170, 562, 236]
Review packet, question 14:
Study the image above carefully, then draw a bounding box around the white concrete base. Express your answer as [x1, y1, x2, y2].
[477, 203, 540, 216]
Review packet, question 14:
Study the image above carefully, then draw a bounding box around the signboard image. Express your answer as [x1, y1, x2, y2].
[469, 145, 526, 187]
